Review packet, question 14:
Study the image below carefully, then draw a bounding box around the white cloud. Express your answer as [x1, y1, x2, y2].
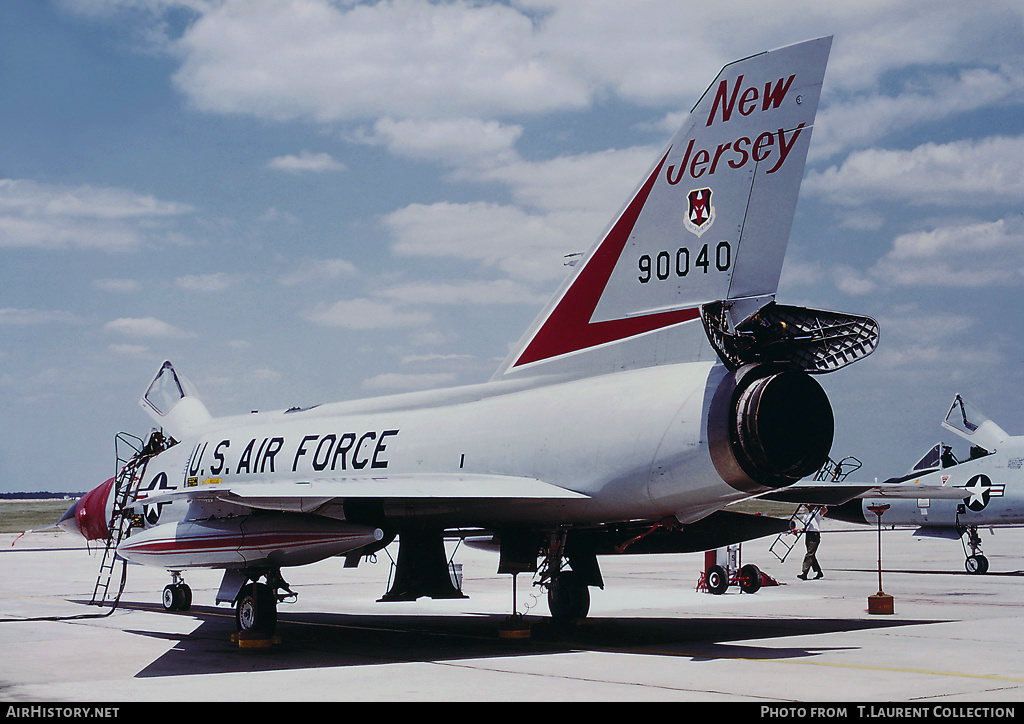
[831, 264, 877, 296]
[399, 353, 476, 366]
[247, 368, 281, 383]
[151, 0, 1024, 128]
[380, 145, 655, 283]
[813, 65, 1024, 160]
[384, 201, 572, 282]
[301, 298, 433, 329]
[0, 179, 188, 218]
[356, 117, 522, 167]
[381, 279, 548, 306]
[61, 0, 1024, 183]
[867, 305, 999, 373]
[104, 316, 192, 337]
[830, 216, 1024, 295]
[256, 207, 300, 225]
[171, 0, 590, 122]
[878, 306, 974, 342]
[0, 178, 192, 251]
[478, 146, 654, 216]
[0, 308, 82, 325]
[873, 218, 1024, 288]
[175, 272, 243, 292]
[92, 278, 142, 293]
[278, 258, 358, 287]
[361, 371, 457, 391]
[805, 136, 1024, 206]
[266, 151, 345, 173]
[778, 258, 823, 290]
[109, 343, 150, 357]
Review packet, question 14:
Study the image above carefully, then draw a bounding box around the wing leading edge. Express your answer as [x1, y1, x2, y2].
[131, 473, 590, 514]
[762, 483, 974, 506]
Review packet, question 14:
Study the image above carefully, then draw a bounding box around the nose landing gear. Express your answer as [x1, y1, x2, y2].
[161, 571, 192, 612]
[962, 526, 989, 574]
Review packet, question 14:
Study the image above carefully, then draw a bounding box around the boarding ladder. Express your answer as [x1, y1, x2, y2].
[768, 456, 861, 563]
[88, 432, 150, 607]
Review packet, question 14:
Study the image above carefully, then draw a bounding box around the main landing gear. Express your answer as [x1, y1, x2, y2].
[234, 570, 295, 635]
[236, 582, 278, 635]
[546, 570, 591, 622]
[159, 568, 295, 635]
[535, 532, 601, 624]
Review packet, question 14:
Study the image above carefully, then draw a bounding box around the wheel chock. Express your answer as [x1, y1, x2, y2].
[234, 630, 281, 649]
[498, 615, 531, 640]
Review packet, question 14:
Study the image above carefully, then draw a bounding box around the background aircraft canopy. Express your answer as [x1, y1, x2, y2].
[942, 394, 1008, 451]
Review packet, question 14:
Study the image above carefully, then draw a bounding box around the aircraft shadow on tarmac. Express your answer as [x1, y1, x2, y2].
[111, 602, 952, 679]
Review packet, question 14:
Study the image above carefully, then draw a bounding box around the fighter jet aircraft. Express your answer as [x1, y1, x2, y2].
[59, 36, 881, 634]
[827, 395, 1023, 574]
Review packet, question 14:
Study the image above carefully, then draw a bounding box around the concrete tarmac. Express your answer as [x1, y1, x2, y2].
[1, 519, 1022, 703]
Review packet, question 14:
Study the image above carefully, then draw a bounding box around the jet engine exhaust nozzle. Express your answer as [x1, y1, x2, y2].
[709, 364, 834, 493]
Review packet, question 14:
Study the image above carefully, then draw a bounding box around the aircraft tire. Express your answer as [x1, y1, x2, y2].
[177, 584, 192, 611]
[161, 585, 176, 612]
[162, 583, 191, 612]
[547, 571, 590, 623]
[965, 555, 989, 575]
[236, 582, 277, 634]
[739, 564, 762, 594]
[706, 564, 729, 595]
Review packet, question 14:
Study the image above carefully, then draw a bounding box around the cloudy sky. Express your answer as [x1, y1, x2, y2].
[3, 0, 1024, 494]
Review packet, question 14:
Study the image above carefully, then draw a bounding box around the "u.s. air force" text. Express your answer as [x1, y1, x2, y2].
[186, 429, 400, 479]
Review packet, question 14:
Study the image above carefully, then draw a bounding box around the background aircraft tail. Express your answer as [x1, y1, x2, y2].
[494, 36, 833, 381]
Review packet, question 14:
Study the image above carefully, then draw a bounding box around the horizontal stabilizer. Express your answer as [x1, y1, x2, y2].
[862, 485, 970, 500]
[761, 485, 872, 506]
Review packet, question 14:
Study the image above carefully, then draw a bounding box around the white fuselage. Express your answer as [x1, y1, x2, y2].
[856, 444, 1024, 529]
[66, 37, 845, 585]
[131, 361, 745, 537]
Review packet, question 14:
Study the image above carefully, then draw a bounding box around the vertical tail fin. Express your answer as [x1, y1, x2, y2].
[494, 36, 832, 380]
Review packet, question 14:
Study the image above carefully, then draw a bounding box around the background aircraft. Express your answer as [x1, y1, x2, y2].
[58, 36, 881, 634]
[827, 395, 1024, 574]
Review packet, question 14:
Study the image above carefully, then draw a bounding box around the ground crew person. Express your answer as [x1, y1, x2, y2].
[797, 507, 826, 580]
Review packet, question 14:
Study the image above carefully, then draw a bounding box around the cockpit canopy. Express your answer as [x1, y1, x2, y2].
[138, 361, 212, 440]
[910, 443, 944, 473]
[941, 394, 1008, 452]
[141, 361, 199, 417]
[909, 443, 963, 473]
[899, 440, 991, 480]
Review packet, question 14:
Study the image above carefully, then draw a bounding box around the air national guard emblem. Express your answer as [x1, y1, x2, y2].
[685, 188, 715, 237]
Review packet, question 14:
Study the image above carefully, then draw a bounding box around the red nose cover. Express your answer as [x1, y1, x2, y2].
[76, 477, 116, 540]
